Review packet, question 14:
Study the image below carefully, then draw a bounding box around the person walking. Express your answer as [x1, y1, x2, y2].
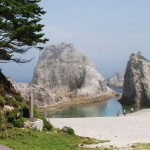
[123, 109, 126, 116]
[131, 107, 133, 113]
[116, 109, 120, 117]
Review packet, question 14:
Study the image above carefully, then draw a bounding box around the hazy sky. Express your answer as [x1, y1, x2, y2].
[2, 0, 150, 82]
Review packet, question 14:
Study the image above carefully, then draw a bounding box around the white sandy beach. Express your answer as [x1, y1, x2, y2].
[48, 109, 150, 148]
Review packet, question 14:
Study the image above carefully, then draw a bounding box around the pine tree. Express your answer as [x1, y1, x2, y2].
[0, 0, 48, 63]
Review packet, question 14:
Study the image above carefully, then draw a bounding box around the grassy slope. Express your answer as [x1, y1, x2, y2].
[0, 128, 107, 150]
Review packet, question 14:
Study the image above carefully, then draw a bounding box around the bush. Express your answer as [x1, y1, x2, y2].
[13, 117, 24, 128]
[12, 100, 19, 108]
[34, 105, 42, 118]
[43, 119, 53, 131]
[6, 109, 18, 123]
[61, 126, 75, 135]
[4, 96, 19, 108]
[0, 96, 5, 107]
[6, 109, 24, 128]
[15, 94, 24, 102]
[21, 103, 29, 118]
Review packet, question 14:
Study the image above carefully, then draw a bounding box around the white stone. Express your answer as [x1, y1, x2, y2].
[3, 105, 14, 111]
[24, 119, 44, 131]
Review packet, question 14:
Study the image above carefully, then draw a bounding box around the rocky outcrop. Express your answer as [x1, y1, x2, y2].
[120, 53, 150, 107]
[24, 119, 44, 131]
[9, 43, 115, 107]
[7, 79, 66, 106]
[106, 71, 124, 87]
[32, 43, 113, 97]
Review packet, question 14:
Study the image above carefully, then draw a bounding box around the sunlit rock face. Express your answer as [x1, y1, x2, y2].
[32, 43, 113, 97]
[10, 43, 115, 107]
[120, 53, 150, 107]
[7, 80, 65, 106]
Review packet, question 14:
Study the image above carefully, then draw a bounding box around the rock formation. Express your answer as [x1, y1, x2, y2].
[120, 53, 150, 107]
[32, 43, 113, 96]
[10, 43, 115, 107]
[7, 79, 65, 106]
[106, 71, 124, 87]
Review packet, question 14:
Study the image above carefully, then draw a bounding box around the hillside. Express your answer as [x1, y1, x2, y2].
[0, 71, 17, 96]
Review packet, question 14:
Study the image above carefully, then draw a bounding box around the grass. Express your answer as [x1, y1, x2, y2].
[131, 143, 150, 150]
[0, 128, 107, 150]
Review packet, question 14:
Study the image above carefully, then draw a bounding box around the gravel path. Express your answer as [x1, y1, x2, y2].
[48, 109, 150, 148]
[0, 144, 12, 150]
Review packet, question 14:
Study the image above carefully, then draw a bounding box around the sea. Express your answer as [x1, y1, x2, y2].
[46, 87, 145, 118]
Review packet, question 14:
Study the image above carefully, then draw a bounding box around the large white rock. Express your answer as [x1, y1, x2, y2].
[9, 43, 115, 107]
[24, 119, 44, 131]
[32, 43, 113, 97]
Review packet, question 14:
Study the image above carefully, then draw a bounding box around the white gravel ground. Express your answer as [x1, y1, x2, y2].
[48, 109, 150, 148]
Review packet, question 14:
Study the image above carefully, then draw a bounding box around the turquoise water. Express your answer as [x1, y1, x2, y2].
[47, 87, 144, 118]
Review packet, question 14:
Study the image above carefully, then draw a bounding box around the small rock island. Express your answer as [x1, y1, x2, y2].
[12, 43, 115, 108]
[120, 53, 150, 107]
[106, 71, 124, 87]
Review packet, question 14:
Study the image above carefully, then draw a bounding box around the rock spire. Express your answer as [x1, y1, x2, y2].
[120, 53, 150, 107]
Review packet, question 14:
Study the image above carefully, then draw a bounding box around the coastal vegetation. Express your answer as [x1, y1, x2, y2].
[0, 0, 48, 63]
[0, 71, 108, 150]
[0, 127, 108, 150]
[0, 127, 150, 150]
[132, 143, 150, 150]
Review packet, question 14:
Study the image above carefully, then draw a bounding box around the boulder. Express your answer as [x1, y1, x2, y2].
[24, 119, 44, 131]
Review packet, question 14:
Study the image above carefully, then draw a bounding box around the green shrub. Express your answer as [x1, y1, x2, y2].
[21, 103, 29, 118]
[0, 96, 5, 107]
[13, 117, 24, 128]
[12, 100, 19, 108]
[34, 105, 42, 118]
[6, 109, 18, 123]
[61, 126, 75, 135]
[6, 109, 24, 128]
[4, 96, 14, 105]
[43, 119, 53, 131]
[4, 96, 19, 108]
[15, 94, 24, 102]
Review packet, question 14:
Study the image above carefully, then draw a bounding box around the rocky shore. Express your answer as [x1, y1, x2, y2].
[38, 92, 116, 112]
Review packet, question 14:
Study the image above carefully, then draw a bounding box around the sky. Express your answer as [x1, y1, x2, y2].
[2, 0, 150, 82]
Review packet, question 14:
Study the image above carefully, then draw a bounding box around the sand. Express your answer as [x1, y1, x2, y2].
[48, 109, 150, 148]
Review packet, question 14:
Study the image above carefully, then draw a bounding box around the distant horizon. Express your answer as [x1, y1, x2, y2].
[1, 43, 126, 83]
[1, 44, 147, 83]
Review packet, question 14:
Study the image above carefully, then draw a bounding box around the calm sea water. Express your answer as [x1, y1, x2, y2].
[46, 87, 144, 118]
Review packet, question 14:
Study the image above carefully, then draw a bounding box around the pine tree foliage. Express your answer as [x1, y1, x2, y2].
[0, 0, 48, 63]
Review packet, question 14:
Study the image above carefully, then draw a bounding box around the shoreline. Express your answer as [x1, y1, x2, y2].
[49, 108, 150, 148]
[38, 92, 117, 112]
